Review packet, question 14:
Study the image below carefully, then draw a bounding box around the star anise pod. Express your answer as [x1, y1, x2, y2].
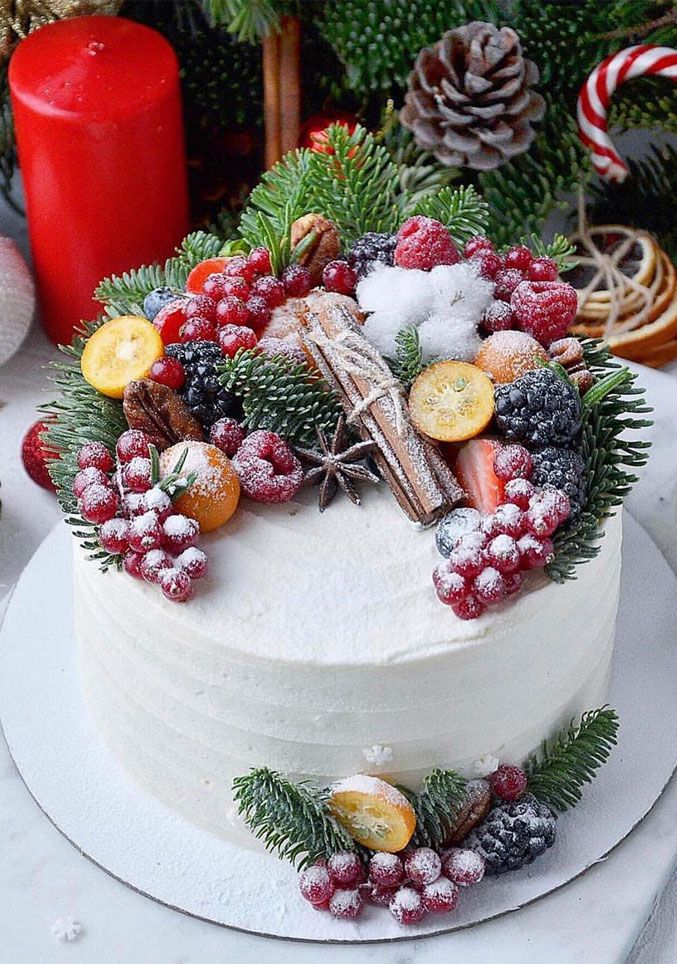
[296, 416, 380, 511]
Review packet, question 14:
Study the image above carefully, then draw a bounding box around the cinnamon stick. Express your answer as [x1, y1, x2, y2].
[278, 16, 301, 156]
[262, 31, 282, 168]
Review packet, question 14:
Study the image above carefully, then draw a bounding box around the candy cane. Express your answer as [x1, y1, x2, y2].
[577, 44, 677, 182]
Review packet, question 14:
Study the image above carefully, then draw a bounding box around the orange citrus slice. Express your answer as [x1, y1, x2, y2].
[328, 775, 416, 852]
[160, 441, 240, 532]
[81, 316, 164, 399]
[185, 257, 230, 294]
[409, 361, 495, 442]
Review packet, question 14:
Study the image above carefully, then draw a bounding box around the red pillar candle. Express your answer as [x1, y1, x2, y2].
[9, 16, 189, 344]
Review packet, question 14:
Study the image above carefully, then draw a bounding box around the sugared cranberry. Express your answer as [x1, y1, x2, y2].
[79, 483, 118, 524]
[244, 295, 271, 332]
[225, 256, 257, 284]
[149, 355, 185, 390]
[489, 764, 528, 801]
[159, 567, 193, 602]
[491, 503, 525, 538]
[122, 550, 144, 579]
[299, 863, 334, 906]
[233, 430, 304, 504]
[503, 478, 535, 509]
[448, 531, 487, 579]
[368, 852, 404, 889]
[517, 533, 554, 569]
[221, 276, 251, 300]
[77, 441, 114, 473]
[174, 547, 208, 580]
[185, 295, 218, 324]
[72, 466, 109, 498]
[141, 487, 173, 521]
[281, 264, 312, 297]
[329, 888, 363, 920]
[389, 886, 426, 925]
[216, 296, 251, 327]
[116, 429, 151, 464]
[251, 275, 286, 308]
[471, 249, 502, 280]
[524, 498, 562, 538]
[218, 324, 257, 358]
[327, 851, 365, 887]
[368, 885, 399, 907]
[122, 492, 146, 518]
[503, 570, 525, 595]
[99, 517, 129, 554]
[482, 300, 515, 333]
[433, 563, 468, 606]
[180, 317, 218, 342]
[405, 848, 442, 886]
[161, 514, 199, 554]
[464, 236, 495, 258]
[247, 246, 272, 276]
[322, 260, 357, 294]
[493, 444, 533, 482]
[128, 510, 164, 552]
[153, 300, 188, 345]
[443, 848, 485, 886]
[473, 566, 506, 604]
[121, 456, 153, 493]
[503, 245, 533, 271]
[202, 273, 230, 302]
[139, 548, 173, 583]
[422, 876, 459, 913]
[528, 256, 559, 282]
[485, 534, 520, 574]
[209, 417, 245, 457]
[494, 268, 525, 301]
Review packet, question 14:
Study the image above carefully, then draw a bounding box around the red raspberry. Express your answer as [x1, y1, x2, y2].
[79, 483, 118, 524]
[72, 467, 109, 498]
[405, 848, 442, 886]
[122, 550, 144, 579]
[251, 275, 286, 308]
[528, 257, 559, 282]
[149, 356, 185, 390]
[368, 885, 399, 908]
[159, 567, 193, 603]
[161, 514, 200, 554]
[244, 295, 271, 332]
[482, 300, 515, 333]
[503, 478, 535, 509]
[448, 531, 487, 578]
[218, 324, 258, 357]
[472, 566, 506, 605]
[503, 245, 533, 271]
[281, 264, 312, 297]
[517, 533, 554, 569]
[329, 888, 363, 920]
[389, 886, 426, 925]
[216, 296, 251, 328]
[247, 246, 272, 276]
[422, 876, 459, 914]
[121, 456, 153, 493]
[368, 852, 404, 889]
[299, 863, 334, 907]
[116, 430, 151, 464]
[433, 563, 468, 606]
[322, 260, 357, 294]
[174, 547, 208, 580]
[233, 430, 304, 504]
[98, 517, 129, 554]
[493, 444, 533, 482]
[139, 548, 173, 583]
[327, 851, 365, 887]
[503, 570, 525, 595]
[153, 300, 188, 345]
[464, 236, 495, 258]
[394, 216, 460, 270]
[185, 295, 218, 324]
[489, 764, 528, 801]
[485, 534, 520, 574]
[128, 510, 164, 552]
[470, 249, 502, 280]
[494, 268, 525, 301]
[77, 441, 114, 473]
[225, 256, 257, 283]
[180, 317, 217, 342]
[443, 848, 485, 886]
[202, 273, 230, 302]
[209, 417, 245, 457]
[511, 280, 578, 346]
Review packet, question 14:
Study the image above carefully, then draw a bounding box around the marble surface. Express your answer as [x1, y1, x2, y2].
[0, 193, 676, 961]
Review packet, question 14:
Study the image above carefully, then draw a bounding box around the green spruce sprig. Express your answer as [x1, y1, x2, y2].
[391, 324, 423, 391]
[232, 768, 357, 869]
[519, 233, 579, 274]
[405, 185, 490, 245]
[399, 769, 467, 849]
[524, 707, 620, 813]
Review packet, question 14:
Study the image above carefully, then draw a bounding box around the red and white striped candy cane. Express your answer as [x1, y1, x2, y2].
[577, 44, 677, 182]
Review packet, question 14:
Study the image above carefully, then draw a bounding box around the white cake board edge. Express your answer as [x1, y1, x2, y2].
[1, 513, 675, 944]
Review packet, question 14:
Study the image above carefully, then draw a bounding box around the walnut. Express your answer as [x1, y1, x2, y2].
[290, 213, 341, 286]
[123, 380, 204, 450]
[445, 779, 492, 845]
[548, 337, 594, 395]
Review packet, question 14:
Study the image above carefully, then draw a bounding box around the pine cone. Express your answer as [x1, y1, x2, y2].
[400, 21, 545, 171]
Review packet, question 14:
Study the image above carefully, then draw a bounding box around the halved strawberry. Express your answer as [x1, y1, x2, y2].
[153, 299, 188, 345]
[455, 438, 505, 514]
[185, 257, 230, 295]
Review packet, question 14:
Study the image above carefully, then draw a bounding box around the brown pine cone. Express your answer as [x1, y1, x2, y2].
[400, 21, 545, 171]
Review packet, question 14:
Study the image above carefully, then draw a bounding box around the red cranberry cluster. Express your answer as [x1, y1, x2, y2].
[72, 433, 207, 603]
[299, 844, 485, 926]
[434, 444, 571, 620]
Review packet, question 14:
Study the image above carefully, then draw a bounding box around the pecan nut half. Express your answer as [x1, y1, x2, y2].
[290, 213, 341, 286]
[123, 379, 204, 450]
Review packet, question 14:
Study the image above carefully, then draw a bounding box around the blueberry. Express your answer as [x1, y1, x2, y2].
[435, 507, 482, 557]
[143, 286, 179, 321]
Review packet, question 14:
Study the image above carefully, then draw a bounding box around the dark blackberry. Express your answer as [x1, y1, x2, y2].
[494, 369, 582, 448]
[465, 793, 556, 875]
[532, 446, 587, 520]
[347, 232, 397, 279]
[165, 341, 241, 428]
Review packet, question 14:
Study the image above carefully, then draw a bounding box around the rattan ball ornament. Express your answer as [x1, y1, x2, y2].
[0, 237, 34, 366]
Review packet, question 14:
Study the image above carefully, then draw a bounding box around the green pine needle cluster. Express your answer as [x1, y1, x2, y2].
[391, 324, 423, 391]
[525, 707, 620, 813]
[232, 768, 357, 869]
[400, 769, 468, 849]
[204, 0, 283, 43]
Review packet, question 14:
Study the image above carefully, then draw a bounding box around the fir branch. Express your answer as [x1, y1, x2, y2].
[232, 768, 357, 869]
[219, 349, 343, 446]
[391, 324, 423, 391]
[524, 707, 620, 813]
[203, 0, 281, 42]
[399, 769, 467, 849]
[406, 185, 490, 246]
[521, 233, 579, 274]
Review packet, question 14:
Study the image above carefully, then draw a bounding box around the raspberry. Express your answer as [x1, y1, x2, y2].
[149, 356, 185, 390]
[72, 467, 109, 498]
[121, 456, 153, 493]
[485, 534, 520, 574]
[473, 566, 506, 604]
[482, 300, 515, 333]
[79, 483, 118, 524]
[435, 507, 482, 557]
[247, 246, 272, 276]
[281, 265, 312, 297]
[251, 275, 285, 308]
[161, 514, 200, 554]
[225, 256, 257, 283]
[443, 848, 485, 886]
[464, 236, 495, 258]
[98, 517, 129, 554]
[174, 547, 208, 580]
[471, 249, 502, 280]
[322, 260, 357, 294]
[299, 863, 334, 906]
[233, 430, 304, 504]
[215, 296, 251, 328]
[389, 886, 426, 925]
[217, 324, 257, 357]
[511, 280, 578, 347]
[77, 441, 114, 473]
[139, 548, 174, 583]
[153, 300, 188, 345]
[202, 273, 230, 301]
[128, 510, 164, 552]
[368, 852, 404, 889]
[327, 851, 365, 886]
[503, 245, 533, 271]
[244, 295, 271, 332]
[517, 533, 554, 569]
[122, 550, 144, 579]
[503, 478, 535, 509]
[527, 257, 558, 282]
[489, 764, 528, 802]
[405, 848, 442, 886]
[422, 876, 459, 914]
[448, 531, 487, 578]
[493, 444, 533, 482]
[329, 888, 363, 920]
[453, 594, 486, 620]
[209, 417, 245, 457]
[433, 562, 468, 606]
[159, 567, 193, 603]
[494, 268, 525, 301]
[394, 216, 460, 271]
[116, 430, 151, 464]
[180, 317, 217, 342]
[185, 295, 218, 324]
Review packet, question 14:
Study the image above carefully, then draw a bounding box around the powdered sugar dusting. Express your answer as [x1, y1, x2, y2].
[331, 774, 409, 810]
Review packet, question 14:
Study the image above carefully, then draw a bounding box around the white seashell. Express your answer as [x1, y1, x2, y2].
[0, 237, 35, 367]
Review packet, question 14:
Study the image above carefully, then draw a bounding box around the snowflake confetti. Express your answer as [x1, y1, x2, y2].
[363, 744, 394, 767]
[51, 917, 83, 942]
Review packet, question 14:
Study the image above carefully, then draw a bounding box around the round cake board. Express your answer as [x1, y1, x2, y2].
[1, 514, 675, 944]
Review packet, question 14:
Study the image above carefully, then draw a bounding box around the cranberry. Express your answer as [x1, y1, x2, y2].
[422, 876, 459, 913]
[221, 276, 251, 300]
[491, 503, 526, 538]
[247, 246, 272, 276]
[489, 764, 528, 801]
[447, 531, 487, 578]
[328, 851, 365, 886]
[503, 478, 535, 509]
[244, 295, 271, 332]
[98, 517, 129, 554]
[149, 356, 185, 390]
[517, 533, 554, 569]
[141, 487, 173, 521]
[452, 594, 486, 620]
[368, 885, 399, 907]
[139, 548, 174, 583]
[159, 567, 193, 603]
[281, 264, 312, 297]
[368, 852, 404, 889]
[471, 249, 502, 280]
[443, 848, 485, 886]
[116, 429, 151, 464]
[174, 547, 208, 580]
[216, 296, 251, 327]
[121, 457, 153, 493]
[233, 430, 304, 504]
[503, 570, 525, 595]
[524, 496, 563, 538]
[528, 256, 559, 282]
[202, 273, 230, 301]
[494, 268, 525, 301]
[122, 492, 146, 518]
[322, 260, 357, 294]
[225, 256, 257, 284]
[209, 417, 245, 457]
[503, 245, 534, 271]
[493, 444, 533, 482]
[72, 467, 109, 498]
[405, 848, 442, 886]
[161, 514, 200, 554]
[329, 888, 363, 920]
[482, 300, 515, 333]
[128, 510, 164, 552]
[153, 300, 188, 345]
[180, 317, 218, 342]
[433, 563, 468, 606]
[389, 886, 426, 925]
[472, 566, 506, 604]
[77, 441, 114, 473]
[79, 483, 118, 524]
[299, 863, 335, 906]
[218, 324, 258, 357]
[485, 534, 520, 574]
[185, 295, 218, 324]
[122, 550, 144, 579]
[464, 236, 495, 258]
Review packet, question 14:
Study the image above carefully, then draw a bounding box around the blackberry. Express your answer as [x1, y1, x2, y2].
[494, 369, 581, 448]
[532, 446, 587, 520]
[347, 232, 397, 279]
[165, 341, 241, 428]
[465, 793, 556, 875]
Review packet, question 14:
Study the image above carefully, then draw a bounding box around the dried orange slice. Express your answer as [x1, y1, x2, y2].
[409, 361, 494, 442]
[328, 775, 416, 853]
[81, 316, 164, 399]
[160, 442, 240, 532]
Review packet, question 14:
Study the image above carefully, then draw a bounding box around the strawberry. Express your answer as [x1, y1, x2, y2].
[455, 439, 506, 514]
